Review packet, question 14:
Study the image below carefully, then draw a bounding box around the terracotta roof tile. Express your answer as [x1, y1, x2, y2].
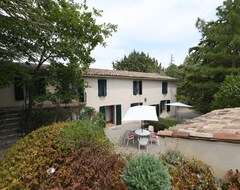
[83, 68, 177, 81]
[159, 107, 240, 143]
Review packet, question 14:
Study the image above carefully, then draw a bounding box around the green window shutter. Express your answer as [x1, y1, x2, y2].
[14, 77, 24, 101]
[139, 81, 142, 95]
[98, 80, 101, 96]
[104, 80, 107, 96]
[156, 104, 160, 117]
[99, 106, 106, 124]
[160, 101, 163, 113]
[133, 81, 137, 95]
[98, 79, 107, 97]
[116, 104, 122, 125]
[167, 100, 171, 112]
[162, 82, 168, 94]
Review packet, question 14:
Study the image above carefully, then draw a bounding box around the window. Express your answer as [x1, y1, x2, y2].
[98, 79, 107, 97]
[133, 81, 142, 95]
[130, 102, 143, 107]
[162, 81, 168, 94]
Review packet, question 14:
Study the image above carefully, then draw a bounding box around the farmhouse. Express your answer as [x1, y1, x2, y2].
[0, 66, 178, 126]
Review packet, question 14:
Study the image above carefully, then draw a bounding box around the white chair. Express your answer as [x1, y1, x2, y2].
[138, 138, 149, 152]
[124, 131, 134, 146]
[150, 134, 160, 145]
[148, 125, 154, 134]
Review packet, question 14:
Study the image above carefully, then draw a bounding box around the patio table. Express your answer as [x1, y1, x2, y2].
[135, 129, 150, 137]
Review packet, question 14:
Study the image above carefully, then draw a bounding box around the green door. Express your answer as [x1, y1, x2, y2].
[116, 105, 122, 125]
[99, 106, 106, 125]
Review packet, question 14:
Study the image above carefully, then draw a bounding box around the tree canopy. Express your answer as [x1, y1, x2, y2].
[173, 0, 240, 113]
[112, 50, 162, 73]
[0, 0, 117, 127]
[0, 0, 117, 85]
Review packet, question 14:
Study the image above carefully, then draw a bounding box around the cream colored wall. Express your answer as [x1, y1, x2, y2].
[0, 84, 24, 108]
[84, 77, 177, 120]
[164, 137, 240, 181]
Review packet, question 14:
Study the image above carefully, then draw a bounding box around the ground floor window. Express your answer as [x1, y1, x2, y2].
[130, 102, 143, 107]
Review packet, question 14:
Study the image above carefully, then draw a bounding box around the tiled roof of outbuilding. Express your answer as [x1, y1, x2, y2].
[159, 108, 240, 143]
[83, 68, 177, 81]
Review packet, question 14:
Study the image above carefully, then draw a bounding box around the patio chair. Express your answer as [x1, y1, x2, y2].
[138, 138, 149, 152]
[150, 134, 160, 145]
[124, 131, 134, 146]
[148, 125, 154, 133]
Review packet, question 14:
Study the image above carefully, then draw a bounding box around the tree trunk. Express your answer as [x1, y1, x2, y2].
[25, 83, 34, 131]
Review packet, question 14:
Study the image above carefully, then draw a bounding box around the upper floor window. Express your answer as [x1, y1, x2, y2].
[98, 79, 107, 97]
[162, 81, 168, 94]
[133, 80, 142, 95]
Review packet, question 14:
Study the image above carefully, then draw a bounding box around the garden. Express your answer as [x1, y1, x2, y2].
[0, 110, 239, 190]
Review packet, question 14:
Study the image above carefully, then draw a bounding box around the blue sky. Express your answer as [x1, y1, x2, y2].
[76, 0, 225, 69]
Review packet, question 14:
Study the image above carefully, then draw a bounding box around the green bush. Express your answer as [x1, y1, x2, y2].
[59, 119, 110, 150]
[79, 106, 106, 128]
[145, 118, 179, 132]
[0, 122, 71, 189]
[122, 154, 171, 190]
[162, 152, 221, 190]
[0, 120, 113, 189]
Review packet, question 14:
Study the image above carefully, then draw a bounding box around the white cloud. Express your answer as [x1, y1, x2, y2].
[77, 0, 225, 69]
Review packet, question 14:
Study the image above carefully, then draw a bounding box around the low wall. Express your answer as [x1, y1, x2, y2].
[163, 137, 240, 181]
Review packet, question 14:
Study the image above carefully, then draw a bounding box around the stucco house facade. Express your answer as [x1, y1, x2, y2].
[83, 68, 178, 126]
[0, 67, 178, 126]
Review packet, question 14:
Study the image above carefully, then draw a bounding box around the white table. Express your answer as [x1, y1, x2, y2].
[135, 129, 150, 137]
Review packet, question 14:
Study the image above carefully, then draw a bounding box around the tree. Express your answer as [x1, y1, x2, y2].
[112, 50, 162, 73]
[180, 0, 240, 113]
[190, 0, 240, 68]
[0, 0, 117, 125]
[211, 74, 240, 109]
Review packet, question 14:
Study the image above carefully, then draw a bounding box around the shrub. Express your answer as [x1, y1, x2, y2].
[0, 120, 113, 189]
[162, 152, 221, 190]
[145, 118, 179, 132]
[79, 106, 106, 128]
[222, 169, 240, 190]
[41, 142, 127, 189]
[0, 122, 71, 189]
[122, 154, 171, 190]
[59, 119, 110, 150]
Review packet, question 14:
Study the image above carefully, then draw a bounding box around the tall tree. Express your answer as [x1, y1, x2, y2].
[180, 0, 240, 113]
[190, 0, 240, 68]
[112, 50, 162, 73]
[0, 0, 117, 124]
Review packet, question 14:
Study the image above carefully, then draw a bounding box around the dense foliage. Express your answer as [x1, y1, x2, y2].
[112, 50, 162, 73]
[162, 152, 221, 190]
[222, 169, 240, 190]
[211, 74, 240, 109]
[145, 118, 179, 132]
[0, 0, 117, 125]
[165, 0, 240, 113]
[122, 154, 171, 190]
[0, 119, 126, 189]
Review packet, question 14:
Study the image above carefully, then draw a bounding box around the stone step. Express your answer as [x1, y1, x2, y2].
[0, 126, 21, 137]
[0, 117, 22, 125]
[0, 122, 21, 130]
[0, 111, 22, 119]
